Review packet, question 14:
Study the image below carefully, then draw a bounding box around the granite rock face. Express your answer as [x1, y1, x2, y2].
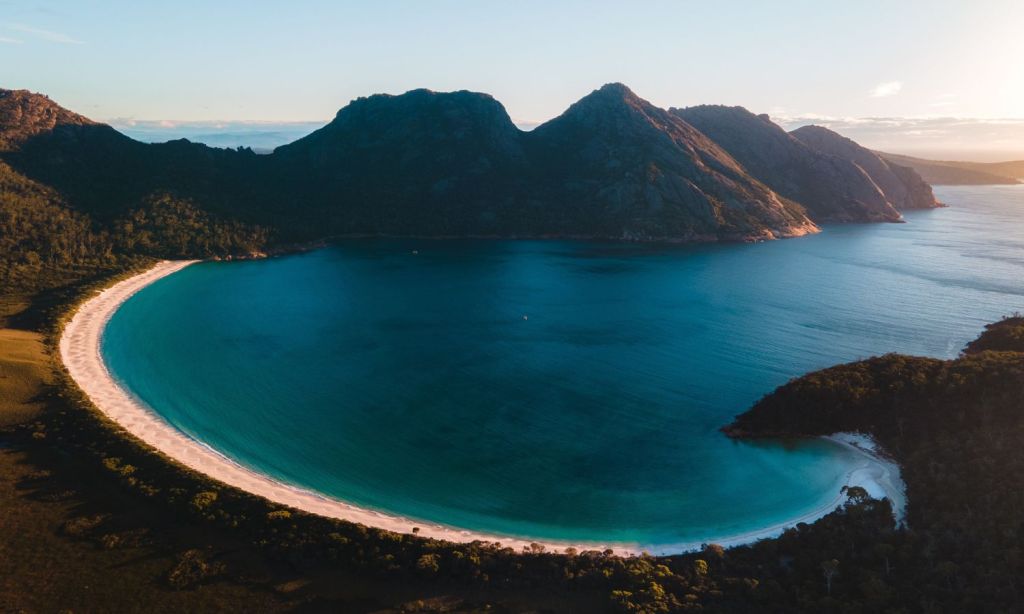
[522, 84, 816, 241]
[673, 105, 901, 223]
[791, 125, 939, 210]
[0, 89, 95, 151]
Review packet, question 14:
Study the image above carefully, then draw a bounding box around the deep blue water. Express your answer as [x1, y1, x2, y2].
[102, 185, 1024, 548]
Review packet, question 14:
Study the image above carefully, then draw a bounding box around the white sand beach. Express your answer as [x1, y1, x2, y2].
[59, 260, 908, 556]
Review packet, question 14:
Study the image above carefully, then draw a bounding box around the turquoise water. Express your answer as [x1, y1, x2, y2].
[102, 185, 1024, 548]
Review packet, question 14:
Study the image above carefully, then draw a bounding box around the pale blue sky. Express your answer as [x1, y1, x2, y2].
[3, 1, 1022, 157]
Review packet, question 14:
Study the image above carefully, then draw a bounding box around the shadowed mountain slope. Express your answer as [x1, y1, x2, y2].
[1, 84, 950, 267]
[518, 84, 816, 241]
[791, 125, 939, 211]
[673, 105, 901, 223]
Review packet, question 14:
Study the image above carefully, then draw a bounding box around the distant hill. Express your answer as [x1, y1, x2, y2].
[0, 84, 945, 277]
[673, 106, 908, 223]
[877, 152, 1023, 185]
[790, 125, 939, 211]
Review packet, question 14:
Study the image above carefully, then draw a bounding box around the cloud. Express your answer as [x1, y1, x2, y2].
[0, 35, 21, 44]
[928, 93, 958, 108]
[6, 23, 84, 44]
[870, 81, 903, 98]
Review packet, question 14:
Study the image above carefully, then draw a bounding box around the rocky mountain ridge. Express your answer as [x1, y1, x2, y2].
[673, 105, 910, 223]
[790, 124, 939, 211]
[0, 84, 942, 255]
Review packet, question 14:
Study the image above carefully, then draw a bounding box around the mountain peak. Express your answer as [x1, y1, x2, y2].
[595, 82, 637, 97]
[574, 82, 645, 108]
[0, 89, 94, 151]
[542, 83, 680, 135]
[273, 86, 525, 176]
[336, 88, 506, 117]
[790, 124, 842, 141]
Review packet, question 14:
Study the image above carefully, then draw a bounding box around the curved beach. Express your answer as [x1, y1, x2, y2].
[59, 260, 908, 556]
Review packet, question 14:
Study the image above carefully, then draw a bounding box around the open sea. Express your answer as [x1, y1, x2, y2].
[101, 185, 1024, 548]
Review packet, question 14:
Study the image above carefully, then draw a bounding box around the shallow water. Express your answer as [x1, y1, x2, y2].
[102, 185, 1024, 548]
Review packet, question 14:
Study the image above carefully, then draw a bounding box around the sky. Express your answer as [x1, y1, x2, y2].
[2, 0, 1023, 159]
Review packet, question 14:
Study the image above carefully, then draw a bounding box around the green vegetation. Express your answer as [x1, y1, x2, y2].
[112, 192, 268, 259]
[963, 316, 1024, 354]
[0, 161, 117, 291]
[0, 159, 268, 295]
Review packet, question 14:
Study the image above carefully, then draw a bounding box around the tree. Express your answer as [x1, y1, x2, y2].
[821, 559, 840, 596]
[415, 553, 440, 575]
[874, 543, 895, 576]
[841, 485, 871, 505]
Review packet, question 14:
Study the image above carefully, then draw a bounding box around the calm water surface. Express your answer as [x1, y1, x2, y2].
[103, 185, 1024, 548]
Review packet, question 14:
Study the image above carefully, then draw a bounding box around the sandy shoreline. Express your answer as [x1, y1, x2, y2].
[59, 259, 907, 556]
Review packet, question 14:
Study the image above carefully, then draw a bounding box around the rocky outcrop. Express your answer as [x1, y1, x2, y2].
[673, 105, 900, 223]
[791, 125, 939, 210]
[887, 161, 943, 210]
[0, 89, 95, 151]
[521, 84, 816, 241]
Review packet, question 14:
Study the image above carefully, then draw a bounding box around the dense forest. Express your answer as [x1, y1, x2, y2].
[0, 159, 269, 292]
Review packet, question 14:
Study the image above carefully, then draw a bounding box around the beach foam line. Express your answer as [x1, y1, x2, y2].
[59, 260, 908, 556]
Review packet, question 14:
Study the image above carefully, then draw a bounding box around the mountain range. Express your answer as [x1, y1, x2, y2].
[0, 84, 941, 261]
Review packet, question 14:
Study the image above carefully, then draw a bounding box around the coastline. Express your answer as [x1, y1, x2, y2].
[59, 260, 907, 556]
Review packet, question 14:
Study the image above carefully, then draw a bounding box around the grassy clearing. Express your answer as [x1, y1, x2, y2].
[0, 327, 51, 427]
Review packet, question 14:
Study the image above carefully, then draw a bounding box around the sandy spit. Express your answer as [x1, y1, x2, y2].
[59, 260, 907, 556]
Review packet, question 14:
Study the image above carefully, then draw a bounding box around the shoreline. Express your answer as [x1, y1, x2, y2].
[59, 259, 907, 556]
